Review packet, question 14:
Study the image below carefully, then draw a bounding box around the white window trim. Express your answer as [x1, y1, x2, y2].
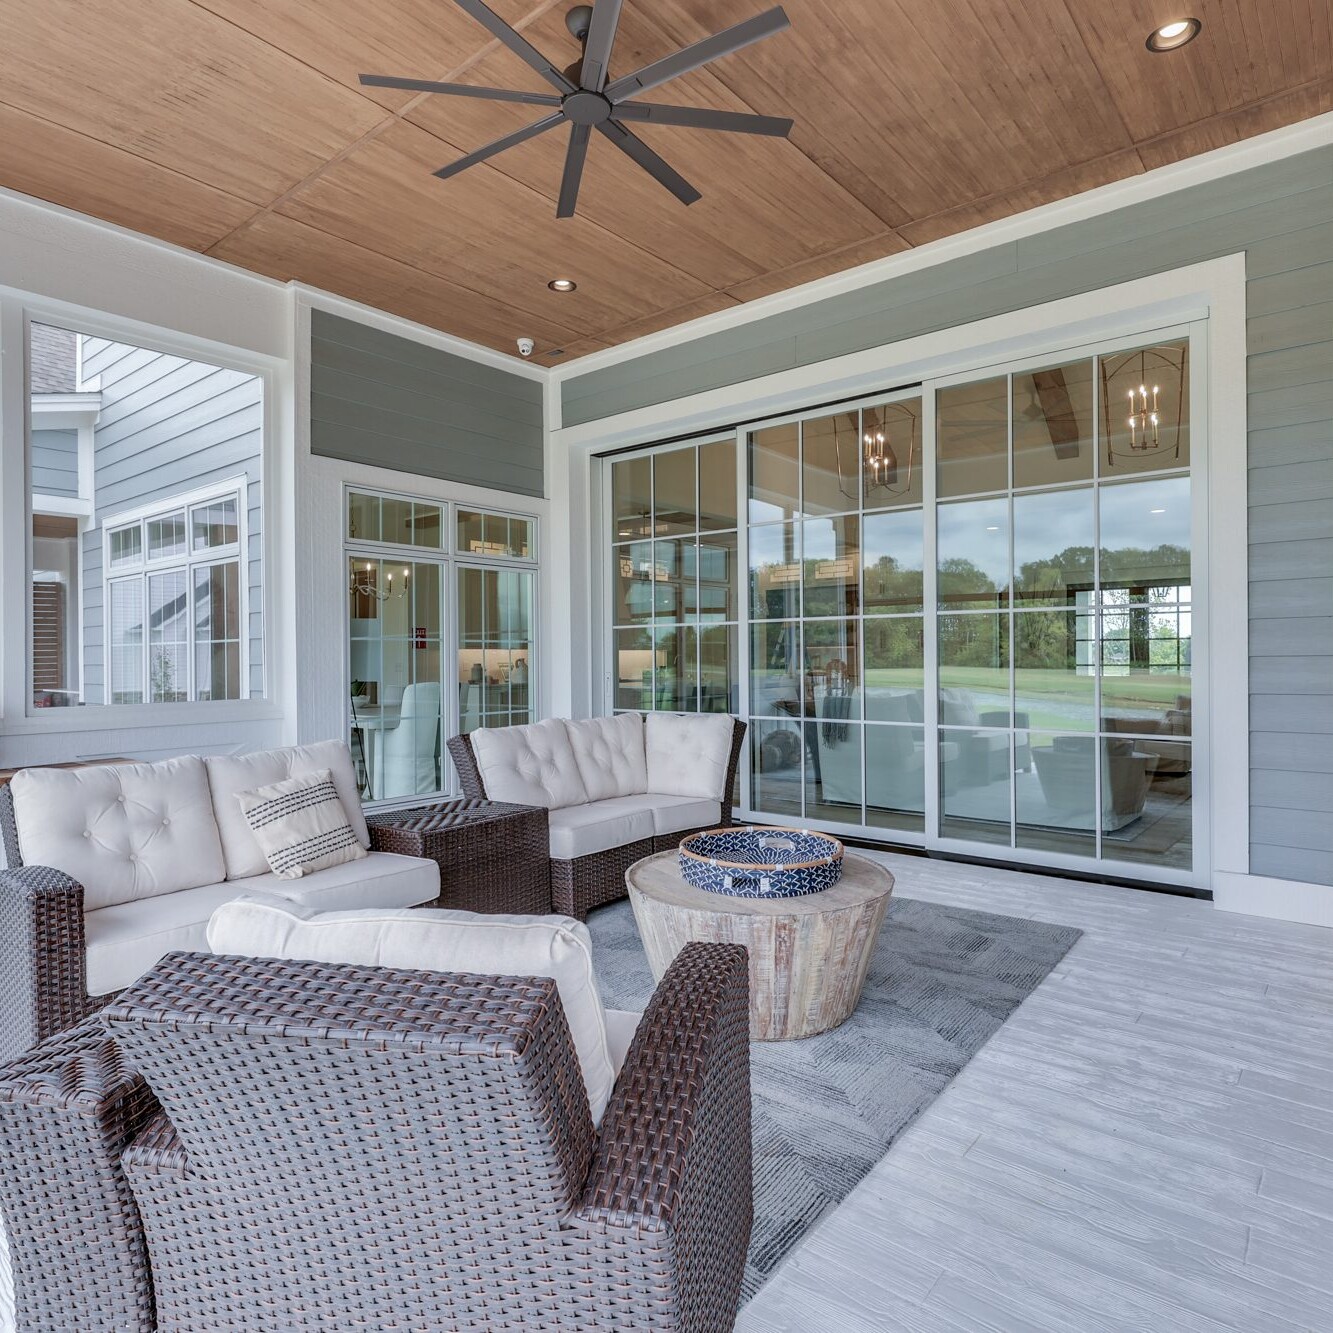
[100, 476, 250, 706]
[562, 255, 1248, 899]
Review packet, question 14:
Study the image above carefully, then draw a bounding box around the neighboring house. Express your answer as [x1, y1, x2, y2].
[29, 324, 263, 708]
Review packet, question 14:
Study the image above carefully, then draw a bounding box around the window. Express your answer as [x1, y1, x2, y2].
[103, 480, 248, 703]
[27, 321, 264, 710]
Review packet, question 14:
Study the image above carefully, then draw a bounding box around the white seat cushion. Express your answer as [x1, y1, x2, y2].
[205, 742, 369, 881]
[645, 795, 722, 837]
[11, 756, 225, 911]
[470, 719, 590, 810]
[644, 713, 735, 799]
[563, 715, 647, 801]
[604, 1008, 641, 1076]
[207, 897, 623, 1122]
[547, 796, 657, 860]
[84, 851, 438, 996]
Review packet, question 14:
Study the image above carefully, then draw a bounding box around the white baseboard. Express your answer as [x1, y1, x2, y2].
[1213, 871, 1333, 929]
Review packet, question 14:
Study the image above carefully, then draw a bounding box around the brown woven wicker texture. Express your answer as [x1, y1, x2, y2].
[0, 784, 110, 1064]
[447, 718, 747, 921]
[366, 796, 551, 914]
[0, 945, 751, 1329]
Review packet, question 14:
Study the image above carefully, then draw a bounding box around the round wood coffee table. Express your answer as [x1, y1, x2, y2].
[625, 849, 895, 1041]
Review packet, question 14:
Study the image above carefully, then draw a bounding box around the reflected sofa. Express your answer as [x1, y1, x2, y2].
[1032, 736, 1155, 831]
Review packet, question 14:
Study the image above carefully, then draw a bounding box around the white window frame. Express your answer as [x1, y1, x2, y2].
[100, 476, 250, 705]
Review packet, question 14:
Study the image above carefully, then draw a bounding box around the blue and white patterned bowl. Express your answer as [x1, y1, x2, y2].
[678, 827, 844, 899]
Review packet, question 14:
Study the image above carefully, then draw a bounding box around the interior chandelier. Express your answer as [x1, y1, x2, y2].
[834, 406, 919, 503]
[1100, 346, 1186, 467]
[349, 563, 410, 602]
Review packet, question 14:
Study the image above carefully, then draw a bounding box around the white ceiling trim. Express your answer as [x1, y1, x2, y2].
[549, 110, 1333, 383]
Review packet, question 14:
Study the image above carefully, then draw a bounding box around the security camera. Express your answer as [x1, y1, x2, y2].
[517, 337, 535, 358]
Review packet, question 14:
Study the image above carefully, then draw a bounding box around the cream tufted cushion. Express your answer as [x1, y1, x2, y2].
[563, 714, 647, 801]
[205, 742, 369, 881]
[470, 718, 590, 810]
[644, 713, 735, 800]
[10, 757, 226, 911]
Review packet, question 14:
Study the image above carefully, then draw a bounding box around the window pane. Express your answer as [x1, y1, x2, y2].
[507, 517, 534, 559]
[751, 718, 804, 817]
[1012, 488, 1094, 607]
[939, 611, 1009, 726]
[940, 729, 1011, 845]
[191, 497, 239, 551]
[612, 455, 652, 541]
[938, 377, 1007, 498]
[697, 531, 737, 622]
[192, 563, 241, 701]
[801, 411, 859, 516]
[108, 578, 145, 705]
[614, 627, 653, 711]
[653, 539, 695, 622]
[653, 448, 696, 536]
[1014, 609, 1094, 732]
[457, 509, 484, 555]
[1101, 602, 1191, 735]
[700, 624, 737, 713]
[348, 490, 382, 543]
[809, 722, 861, 822]
[1020, 733, 1097, 858]
[863, 398, 923, 510]
[380, 497, 413, 546]
[751, 621, 801, 717]
[109, 525, 142, 568]
[147, 570, 189, 702]
[698, 439, 737, 531]
[1100, 740, 1192, 871]
[1099, 476, 1190, 600]
[147, 512, 186, 561]
[749, 522, 800, 620]
[458, 565, 531, 734]
[864, 618, 924, 722]
[1100, 340, 1190, 474]
[805, 618, 858, 719]
[614, 541, 655, 625]
[866, 724, 926, 833]
[749, 424, 799, 523]
[938, 498, 1008, 609]
[802, 515, 859, 618]
[654, 625, 696, 712]
[1013, 359, 1094, 488]
[863, 509, 923, 612]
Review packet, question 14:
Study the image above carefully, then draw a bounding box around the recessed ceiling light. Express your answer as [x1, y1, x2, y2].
[1150, 508, 1166, 514]
[985, 525, 999, 531]
[548, 277, 577, 293]
[1146, 17, 1201, 51]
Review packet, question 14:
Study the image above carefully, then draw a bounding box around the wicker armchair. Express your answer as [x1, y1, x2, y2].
[449, 716, 747, 920]
[0, 943, 752, 1332]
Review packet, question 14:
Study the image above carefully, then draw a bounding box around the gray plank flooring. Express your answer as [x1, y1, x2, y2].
[736, 851, 1333, 1333]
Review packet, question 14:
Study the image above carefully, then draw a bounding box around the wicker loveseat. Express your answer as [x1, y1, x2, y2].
[0, 742, 437, 1061]
[449, 713, 746, 919]
[0, 943, 753, 1332]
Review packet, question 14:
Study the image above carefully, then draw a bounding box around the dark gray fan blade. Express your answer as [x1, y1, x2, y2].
[612, 102, 792, 136]
[578, 0, 623, 90]
[605, 6, 789, 101]
[359, 74, 563, 105]
[596, 121, 701, 205]
[557, 123, 592, 218]
[434, 112, 564, 180]
[451, 0, 577, 93]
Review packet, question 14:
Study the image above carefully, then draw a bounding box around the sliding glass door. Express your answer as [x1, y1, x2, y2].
[603, 325, 1201, 885]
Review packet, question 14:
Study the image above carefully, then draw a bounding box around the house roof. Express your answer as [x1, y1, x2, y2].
[30, 323, 77, 394]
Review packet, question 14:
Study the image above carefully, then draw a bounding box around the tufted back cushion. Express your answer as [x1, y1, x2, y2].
[645, 713, 735, 799]
[470, 719, 590, 810]
[205, 741, 370, 881]
[563, 715, 647, 802]
[9, 757, 226, 910]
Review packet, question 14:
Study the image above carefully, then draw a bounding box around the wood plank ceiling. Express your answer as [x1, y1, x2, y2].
[1, 0, 1329, 365]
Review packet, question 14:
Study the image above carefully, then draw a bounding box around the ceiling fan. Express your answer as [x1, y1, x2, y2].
[360, 0, 793, 219]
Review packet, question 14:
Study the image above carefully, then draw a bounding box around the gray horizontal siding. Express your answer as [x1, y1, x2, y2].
[562, 142, 1333, 889]
[310, 310, 544, 498]
[81, 337, 264, 703]
[31, 427, 78, 498]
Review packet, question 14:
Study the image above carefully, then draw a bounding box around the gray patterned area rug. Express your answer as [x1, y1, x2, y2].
[586, 891, 1082, 1302]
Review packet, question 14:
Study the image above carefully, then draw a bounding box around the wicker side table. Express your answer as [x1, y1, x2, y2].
[366, 799, 551, 915]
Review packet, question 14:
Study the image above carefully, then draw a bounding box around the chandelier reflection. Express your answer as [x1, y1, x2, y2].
[1101, 344, 1186, 467]
[836, 404, 919, 503]
[348, 562, 409, 602]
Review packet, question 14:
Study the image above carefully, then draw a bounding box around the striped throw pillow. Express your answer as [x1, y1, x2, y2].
[234, 768, 368, 880]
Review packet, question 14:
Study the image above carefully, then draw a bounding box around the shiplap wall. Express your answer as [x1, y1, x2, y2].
[562, 144, 1333, 887]
[309, 310, 545, 498]
[79, 337, 264, 702]
[30, 428, 78, 498]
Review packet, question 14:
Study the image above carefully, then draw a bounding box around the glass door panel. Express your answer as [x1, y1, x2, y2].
[458, 566, 534, 734]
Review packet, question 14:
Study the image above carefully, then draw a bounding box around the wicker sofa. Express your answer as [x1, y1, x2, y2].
[0, 943, 753, 1332]
[449, 713, 746, 919]
[0, 741, 437, 1061]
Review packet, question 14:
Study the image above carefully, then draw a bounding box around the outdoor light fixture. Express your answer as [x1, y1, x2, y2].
[1146, 18, 1201, 51]
[548, 277, 578, 292]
